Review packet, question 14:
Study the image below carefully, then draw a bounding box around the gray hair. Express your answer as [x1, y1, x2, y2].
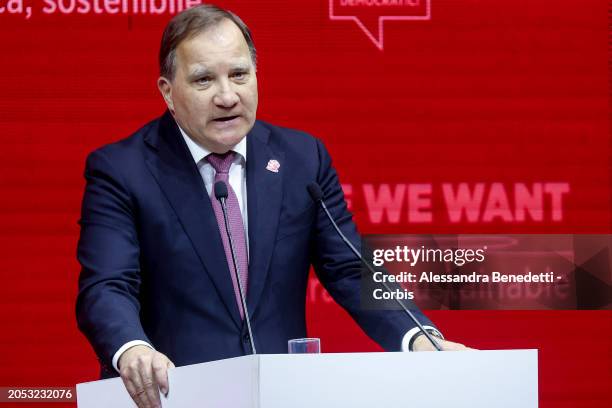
[159, 4, 257, 80]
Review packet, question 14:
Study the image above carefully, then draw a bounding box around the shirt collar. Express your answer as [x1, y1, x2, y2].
[178, 125, 247, 165]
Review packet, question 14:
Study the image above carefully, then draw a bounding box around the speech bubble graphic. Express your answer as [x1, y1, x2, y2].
[329, 0, 431, 50]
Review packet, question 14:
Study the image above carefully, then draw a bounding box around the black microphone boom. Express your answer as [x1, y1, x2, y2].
[306, 182, 442, 351]
[214, 181, 257, 354]
[306, 183, 323, 202]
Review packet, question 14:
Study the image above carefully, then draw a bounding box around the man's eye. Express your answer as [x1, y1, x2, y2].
[232, 72, 247, 80]
[195, 77, 211, 85]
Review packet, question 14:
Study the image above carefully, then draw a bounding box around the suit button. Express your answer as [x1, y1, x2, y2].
[243, 334, 250, 343]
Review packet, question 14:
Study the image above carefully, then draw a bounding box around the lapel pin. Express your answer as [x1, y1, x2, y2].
[266, 159, 280, 173]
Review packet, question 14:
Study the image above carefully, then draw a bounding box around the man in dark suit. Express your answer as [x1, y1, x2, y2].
[76, 5, 468, 408]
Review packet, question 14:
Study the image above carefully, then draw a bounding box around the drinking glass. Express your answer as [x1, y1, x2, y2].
[288, 338, 321, 354]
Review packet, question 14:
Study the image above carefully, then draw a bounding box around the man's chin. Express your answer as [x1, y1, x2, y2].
[209, 125, 252, 146]
[207, 133, 246, 153]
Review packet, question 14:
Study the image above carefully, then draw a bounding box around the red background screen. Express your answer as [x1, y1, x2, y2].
[0, 0, 610, 406]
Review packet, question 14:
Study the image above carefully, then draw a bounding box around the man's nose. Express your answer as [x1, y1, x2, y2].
[213, 81, 239, 108]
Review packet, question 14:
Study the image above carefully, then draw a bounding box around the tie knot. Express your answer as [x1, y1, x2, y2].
[206, 151, 236, 174]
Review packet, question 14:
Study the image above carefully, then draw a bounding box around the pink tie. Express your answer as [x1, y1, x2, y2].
[206, 152, 249, 318]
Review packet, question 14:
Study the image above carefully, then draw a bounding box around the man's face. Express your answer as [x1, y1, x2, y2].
[158, 19, 258, 153]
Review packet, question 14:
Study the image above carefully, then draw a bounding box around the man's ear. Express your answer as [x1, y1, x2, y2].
[157, 77, 175, 114]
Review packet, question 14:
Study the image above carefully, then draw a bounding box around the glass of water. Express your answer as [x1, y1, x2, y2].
[288, 338, 321, 354]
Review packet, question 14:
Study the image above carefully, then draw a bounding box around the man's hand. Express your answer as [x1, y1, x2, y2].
[412, 335, 474, 351]
[118, 345, 175, 408]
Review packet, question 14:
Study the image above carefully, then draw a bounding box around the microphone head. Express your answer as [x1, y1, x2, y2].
[214, 181, 228, 200]
[307, 183, 323, 202]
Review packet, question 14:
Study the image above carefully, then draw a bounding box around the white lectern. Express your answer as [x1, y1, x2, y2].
[77, 350, 538, 407]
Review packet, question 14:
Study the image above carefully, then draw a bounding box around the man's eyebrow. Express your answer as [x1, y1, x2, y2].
[188, 67, 211, 78]
[230, 63, 251, 71]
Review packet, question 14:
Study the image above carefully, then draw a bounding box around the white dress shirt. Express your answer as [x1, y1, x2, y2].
[111, 128, 439, 371]
[180, 127, 249, 247]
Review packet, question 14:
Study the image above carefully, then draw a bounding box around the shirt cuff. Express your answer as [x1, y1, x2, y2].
[112, 340, 154, 372]
[401, 326, 443, 352]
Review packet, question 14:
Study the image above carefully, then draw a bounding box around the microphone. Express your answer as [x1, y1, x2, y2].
[307, 183, 442, 351]
[214, 181, 257, 354]
[214, 180, 229, 202]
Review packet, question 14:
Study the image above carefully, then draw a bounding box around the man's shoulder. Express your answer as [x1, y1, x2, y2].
[255, 119, 311, 137]
[254, 119, 321, 151]
[89, 115, 161, 159]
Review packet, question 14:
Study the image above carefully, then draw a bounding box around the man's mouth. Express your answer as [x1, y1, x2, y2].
[213, 115, 240, 122]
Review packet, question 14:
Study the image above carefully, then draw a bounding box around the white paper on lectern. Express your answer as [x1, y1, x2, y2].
[77, 350, 538, 407]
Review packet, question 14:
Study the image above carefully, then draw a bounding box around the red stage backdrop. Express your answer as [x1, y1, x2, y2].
[0, 0, 610, 406]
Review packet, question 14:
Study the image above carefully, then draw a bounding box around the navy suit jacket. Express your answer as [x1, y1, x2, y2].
[76, 111, 433, 378]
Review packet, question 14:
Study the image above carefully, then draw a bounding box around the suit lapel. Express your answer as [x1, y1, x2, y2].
[246, 122, 284, 317]
[143, 112, 242, 328]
